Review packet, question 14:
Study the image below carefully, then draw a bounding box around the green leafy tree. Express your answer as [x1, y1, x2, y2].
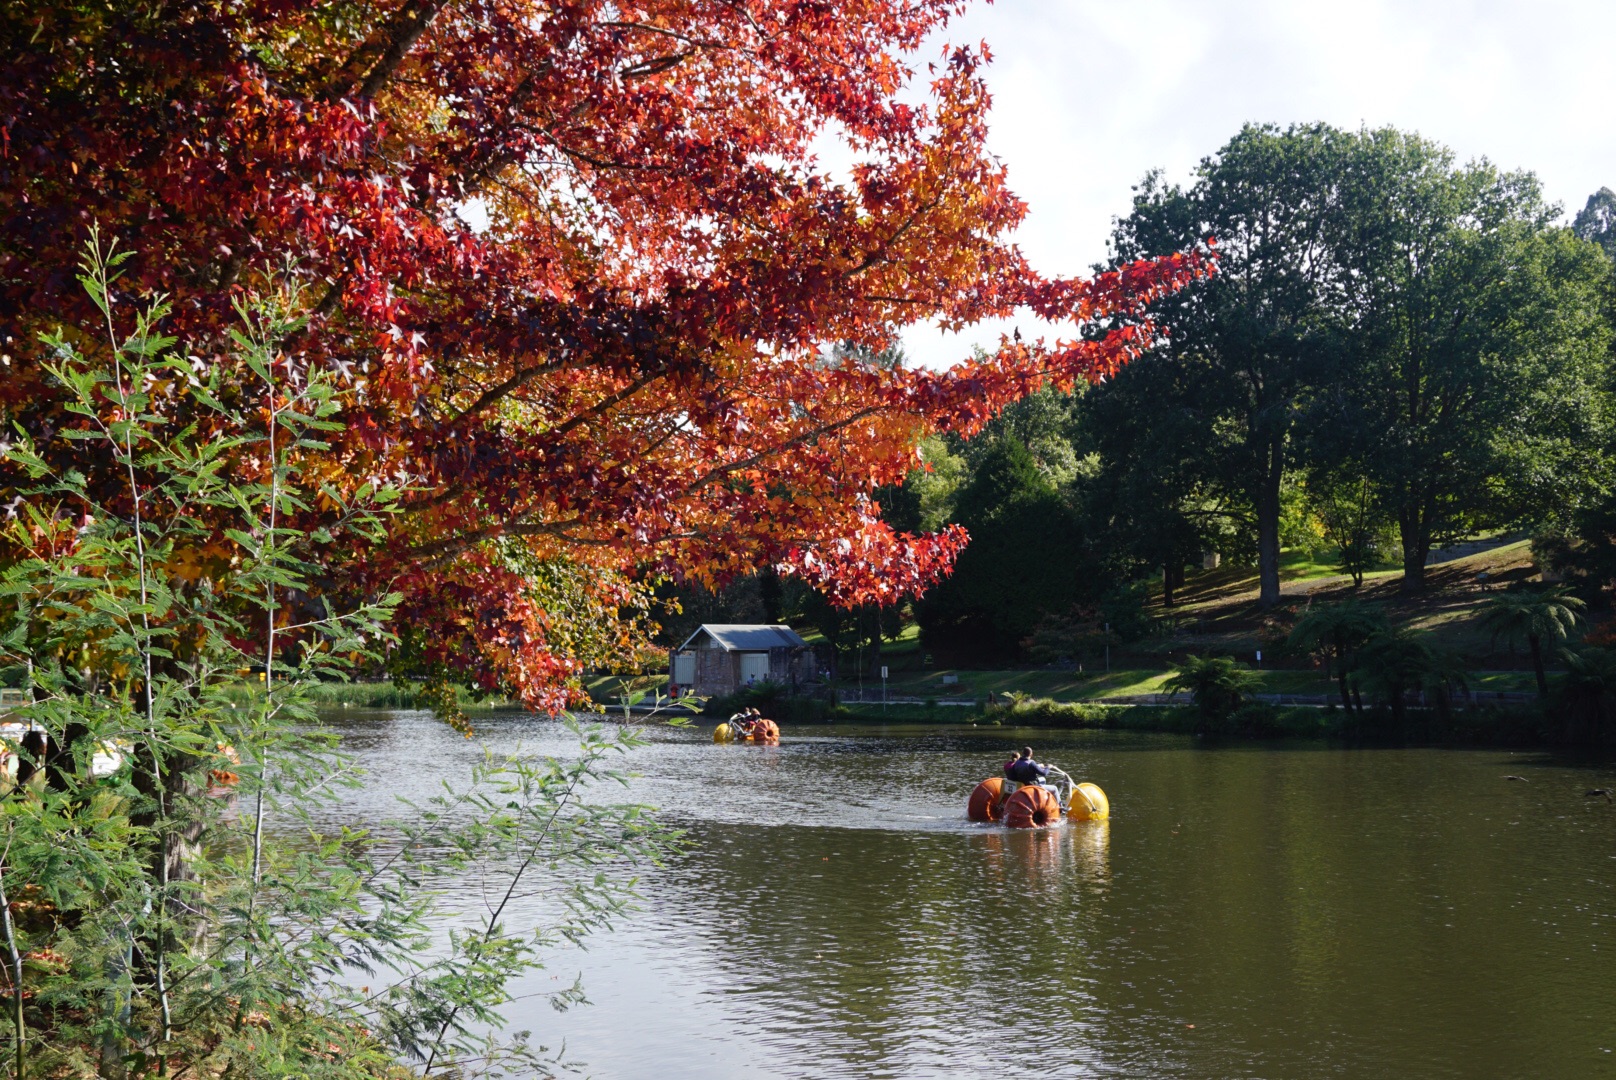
[960, 382, 1085, 489]
[1100, 124, 1352, 607]
[1080, 351, 1244, 606]
[1165, 655, 1260, 727]
[1557, 645, 1616, 743]
[1352, 628, 1430, 728]
[917, 437, 1082, 663]
[1288, 599, 1390, 712]
[1572, 187, 1616, 264]
[1320, 135, 1615, 592]
[1351, 627, 1470, 729]
[1305, 474, 1397, 586]
[1552, 497, 1616, 602]
[1478, 586, 1586, 698]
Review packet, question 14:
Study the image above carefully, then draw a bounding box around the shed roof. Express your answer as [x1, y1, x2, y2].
[677, 624, 809, 652]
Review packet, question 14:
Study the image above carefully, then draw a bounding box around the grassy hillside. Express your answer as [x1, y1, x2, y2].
[834, 539, 1562, 700]
[589, 539, 1574, 708]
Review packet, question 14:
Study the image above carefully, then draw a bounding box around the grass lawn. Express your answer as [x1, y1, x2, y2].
[844, 666, 1350, 701]
[846, 665, 1544, 701]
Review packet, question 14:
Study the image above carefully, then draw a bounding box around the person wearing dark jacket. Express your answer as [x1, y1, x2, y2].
[1003, 746, 1048, 785]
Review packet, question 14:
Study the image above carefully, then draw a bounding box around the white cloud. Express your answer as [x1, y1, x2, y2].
[898, 0, 1616, 369]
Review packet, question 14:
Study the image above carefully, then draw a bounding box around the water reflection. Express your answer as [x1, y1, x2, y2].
[629, 821, 1114, 1077]
[973, 818, 1109, 899]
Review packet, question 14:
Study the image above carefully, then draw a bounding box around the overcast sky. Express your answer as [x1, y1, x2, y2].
[897, 0, 1616, 369]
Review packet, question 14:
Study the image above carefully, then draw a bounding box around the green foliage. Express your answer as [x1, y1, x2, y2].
[1572, 187, 1616, 264]
[1479, 586, 1586, 650]
[1165, 656, 1261, 727]
[1218, 701, 1334, 738]
[959, 383, 1085, 489]
[1556, 645, 1616, 743]
[1351, 628, 1471, 726]
[1305, 475, 1397, 585]
[1097, 124, 1357, 607]
[1479, 586, 1586, 698]
[1094, 124, 1615, 603]
[977, 697, 1131, 729]
[1320, 141, 1615, 589]
[917, 437, 1083, 663]
[703, 683, 834, 723]
[0, 241, 674, 1077]
[1289, 599, 1390, 710]
[906, 436, 968, 534]
[977, 696, 1326, 738]
[1022, 582, 1154, 667]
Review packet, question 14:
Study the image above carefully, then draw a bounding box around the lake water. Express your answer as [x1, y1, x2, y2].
[316, 710, 1616, 1079]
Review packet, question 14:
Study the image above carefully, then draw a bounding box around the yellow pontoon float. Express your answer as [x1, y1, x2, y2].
[967, 765, 1108, 828]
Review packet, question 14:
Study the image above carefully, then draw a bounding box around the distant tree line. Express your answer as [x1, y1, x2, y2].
[666, 124, 1616, 672]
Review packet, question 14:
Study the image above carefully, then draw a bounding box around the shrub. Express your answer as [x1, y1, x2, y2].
[0, 253, 674, 1078]
[978, 697, 1131, 729]
[1219, 702, 1332, 738]
[1165, 655, 1260, 729]
[703, 684, 833, 723]
[1556, 645, 1616, 744]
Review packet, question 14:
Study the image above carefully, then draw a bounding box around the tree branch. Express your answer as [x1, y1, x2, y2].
[324, 0, 450, 103]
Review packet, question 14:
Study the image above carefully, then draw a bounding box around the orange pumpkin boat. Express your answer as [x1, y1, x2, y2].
[712, 715, 780, 746]
[967, 766, 1108, 828]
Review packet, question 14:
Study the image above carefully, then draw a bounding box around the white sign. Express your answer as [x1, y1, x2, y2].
[1255, 651, 1262, 662]
[881, 666, 889, 679]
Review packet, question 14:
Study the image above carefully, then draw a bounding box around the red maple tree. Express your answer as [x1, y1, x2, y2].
[1, 0, 1208, 711]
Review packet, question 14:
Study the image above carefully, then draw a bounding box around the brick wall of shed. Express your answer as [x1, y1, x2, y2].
[692, 648, 740, 697]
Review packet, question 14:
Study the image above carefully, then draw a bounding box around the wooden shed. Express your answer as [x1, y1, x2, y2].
[669, 624, 817, 698]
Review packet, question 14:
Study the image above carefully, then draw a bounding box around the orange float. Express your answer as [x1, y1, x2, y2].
[964, 763, 1108, 827]
[1003, 784, 1062, 829]
[746, 718, 780, 745]
[208, 742, 242, 792]
[967, 777, 1007, 822]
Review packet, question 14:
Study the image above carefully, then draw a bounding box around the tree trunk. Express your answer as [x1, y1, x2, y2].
[758, 565, 783, 624]
[43, 723, 89, 794]
[866, 608, 883, 674]
[1256, 439, 1283, 607]
[1398, 505, 1432, 594]
[1529, 633, 1549, 700]
[129, 745, 208, 921]
[1163, 562, 1186, 607]
[1336, 646, 1353, 714]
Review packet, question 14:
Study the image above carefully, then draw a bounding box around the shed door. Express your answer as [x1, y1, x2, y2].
[739, 652, 771, 685]
[672, 653, 695, 685]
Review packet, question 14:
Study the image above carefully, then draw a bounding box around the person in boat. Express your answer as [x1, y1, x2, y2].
[1003, 746, 1048, 785]
[730, 708, 763, 738]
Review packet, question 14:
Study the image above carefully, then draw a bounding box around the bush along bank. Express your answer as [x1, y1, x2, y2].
[217, 680, 519, 710]
[810, 694, 1566, 746]
[703, 683, 839, 723]
[967, 697, 1329, 737]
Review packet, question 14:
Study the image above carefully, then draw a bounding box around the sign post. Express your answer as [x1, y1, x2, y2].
[881, 665, 889, 708]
